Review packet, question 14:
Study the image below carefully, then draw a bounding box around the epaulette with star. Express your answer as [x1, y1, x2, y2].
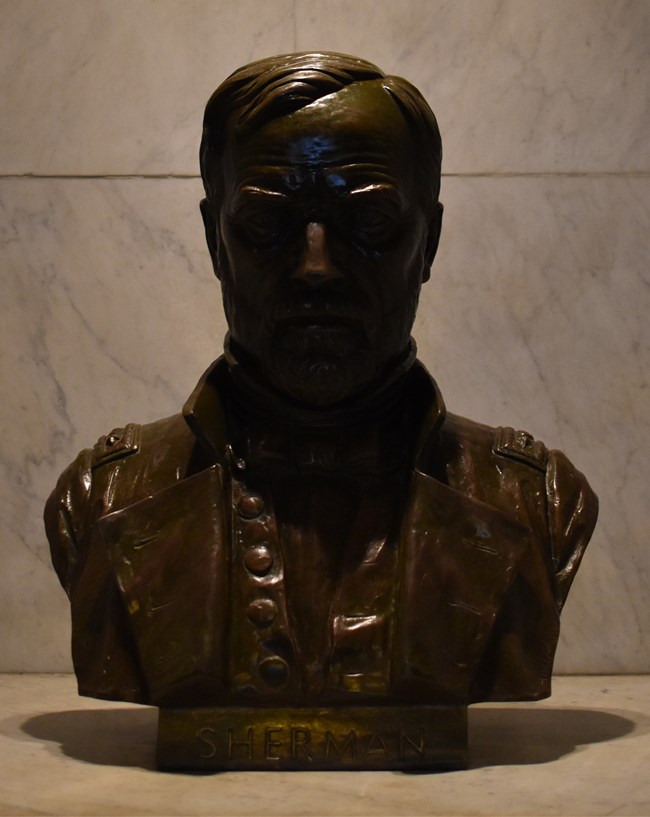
[493, 426, 548, 472]
[91, 423, 141, 469]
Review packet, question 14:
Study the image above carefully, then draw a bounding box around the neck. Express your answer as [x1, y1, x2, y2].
[222, 335, 420, 476]
[223, 334, 418, 431]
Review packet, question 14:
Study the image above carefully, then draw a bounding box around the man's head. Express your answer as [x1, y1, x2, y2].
[200, 52, 443, 406]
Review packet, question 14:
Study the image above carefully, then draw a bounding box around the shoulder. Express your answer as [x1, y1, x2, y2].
[67, 411, 195, 480]
[423, 410, 598, 607]
[54, 411, 198, 503]
[544, 447, 598, 606]
[44, 413, 199, 589]
[423, 411, 549, 489]
[91, 412, 197, 468]
[437, 412, 549, 468]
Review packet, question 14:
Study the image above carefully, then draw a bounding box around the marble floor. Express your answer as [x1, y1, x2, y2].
[0, 674, 648, 816]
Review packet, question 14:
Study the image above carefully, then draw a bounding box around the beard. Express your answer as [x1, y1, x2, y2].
[220, 269, 420, 407]
[261, 322, 375, 405]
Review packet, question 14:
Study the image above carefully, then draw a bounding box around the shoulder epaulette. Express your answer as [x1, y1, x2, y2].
[493, 426, 548, 472]
[91, 423, 141, 469]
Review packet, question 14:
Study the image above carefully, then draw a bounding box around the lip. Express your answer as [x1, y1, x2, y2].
[279, 313, 361, 329]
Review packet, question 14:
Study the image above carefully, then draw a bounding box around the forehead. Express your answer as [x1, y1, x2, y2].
[221, 82, 416, 195]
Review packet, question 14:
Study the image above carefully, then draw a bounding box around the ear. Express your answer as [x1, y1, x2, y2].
[422, 201, 444, 284]
[200, 197, 221, 280]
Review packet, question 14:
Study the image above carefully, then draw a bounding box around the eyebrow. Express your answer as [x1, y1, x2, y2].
[230, 179, 405, 210]
[346, 183, 400, 197]
[236, 185, 289, 199]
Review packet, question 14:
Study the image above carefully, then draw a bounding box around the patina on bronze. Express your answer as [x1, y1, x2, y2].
[45, 52, 598, 772]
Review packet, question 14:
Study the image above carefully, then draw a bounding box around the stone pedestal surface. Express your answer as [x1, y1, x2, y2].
[0, 674, 648, 816]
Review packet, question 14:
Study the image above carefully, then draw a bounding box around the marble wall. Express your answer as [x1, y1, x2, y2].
[1, 0, 648, 673]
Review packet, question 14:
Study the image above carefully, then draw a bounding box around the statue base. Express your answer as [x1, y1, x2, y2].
[157, 705, 467, 771]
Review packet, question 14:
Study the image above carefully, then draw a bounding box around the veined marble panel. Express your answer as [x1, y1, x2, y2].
[0, 0, 296, 176]
[2, 0, 649, 175]
[296, 0, 650, 173]
[419, 175, 650, 673]
[1, 175, 648, 672]
[0, 176, 222, 670]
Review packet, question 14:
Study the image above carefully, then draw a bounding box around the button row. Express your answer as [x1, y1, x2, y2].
[235, 485, 289, 688]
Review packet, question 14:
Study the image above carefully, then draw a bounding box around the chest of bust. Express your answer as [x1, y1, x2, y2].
[227, 468, 407, 702]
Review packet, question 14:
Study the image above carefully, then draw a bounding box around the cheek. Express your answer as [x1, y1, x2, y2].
[370, 239, 425, 306]
[219, 235, 259, 302]
[221, 224, 290, 287]
[218, 238, 282, 342]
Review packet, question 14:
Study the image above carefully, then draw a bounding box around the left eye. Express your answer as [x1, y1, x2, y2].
[233, 207, 293, 246]
[346, 208, 397, 243]
[247, 210, 286, 234]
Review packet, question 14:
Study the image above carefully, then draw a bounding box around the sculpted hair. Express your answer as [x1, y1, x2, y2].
[200, 51, 442, 211]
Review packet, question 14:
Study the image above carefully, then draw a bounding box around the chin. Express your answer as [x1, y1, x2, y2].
[266, 351, 377, 407]
[257, 324, 374, 406]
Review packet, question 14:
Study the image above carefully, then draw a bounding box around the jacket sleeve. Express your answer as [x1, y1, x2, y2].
[545, 449, 599, 611]
[43, 448, 94, 595]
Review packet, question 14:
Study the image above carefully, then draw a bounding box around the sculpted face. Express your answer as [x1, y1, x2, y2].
[205, 82, 442, 405]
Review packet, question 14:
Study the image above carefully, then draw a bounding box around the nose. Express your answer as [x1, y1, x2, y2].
[293, 222, 342, 285]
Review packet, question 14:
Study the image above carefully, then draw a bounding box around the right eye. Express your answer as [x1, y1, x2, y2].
[350, 208, 395, 237]
[232, 207, 293, 247]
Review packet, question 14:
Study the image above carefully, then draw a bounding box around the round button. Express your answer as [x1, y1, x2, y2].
[246, 598, 277, 627]
[244, 544, 273, 576]
[237, 493, 265, 519]
[258, 655, 289, 687]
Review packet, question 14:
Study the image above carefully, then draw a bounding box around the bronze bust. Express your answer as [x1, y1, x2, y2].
[44, 52, 598, 771]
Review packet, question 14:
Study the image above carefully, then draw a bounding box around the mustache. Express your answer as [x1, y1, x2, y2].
[266, 284, 367, 329]
[266, 288, 368, 358]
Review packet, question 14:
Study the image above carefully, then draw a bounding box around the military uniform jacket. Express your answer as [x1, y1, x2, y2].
[45, 358, 598, 708]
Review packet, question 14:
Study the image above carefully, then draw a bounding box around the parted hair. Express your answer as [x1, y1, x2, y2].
[199, 51, 442, 212]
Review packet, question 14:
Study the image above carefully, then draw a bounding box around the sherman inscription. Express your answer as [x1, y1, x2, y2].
[196, 726, 426, 762]
[158, 706, 467, 771]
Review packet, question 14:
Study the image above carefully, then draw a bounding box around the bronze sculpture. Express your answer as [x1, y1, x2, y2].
[44, 52, 598, 771]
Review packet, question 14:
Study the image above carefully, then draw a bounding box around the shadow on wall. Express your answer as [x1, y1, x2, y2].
[7, 705, 642, 773]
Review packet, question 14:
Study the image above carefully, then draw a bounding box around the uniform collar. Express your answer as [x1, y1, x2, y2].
[182, 341, 446, 469]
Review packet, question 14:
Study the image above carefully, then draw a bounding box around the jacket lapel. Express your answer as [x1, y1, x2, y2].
[392, 469, 531, 701]
[96, 464, 229, 705]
